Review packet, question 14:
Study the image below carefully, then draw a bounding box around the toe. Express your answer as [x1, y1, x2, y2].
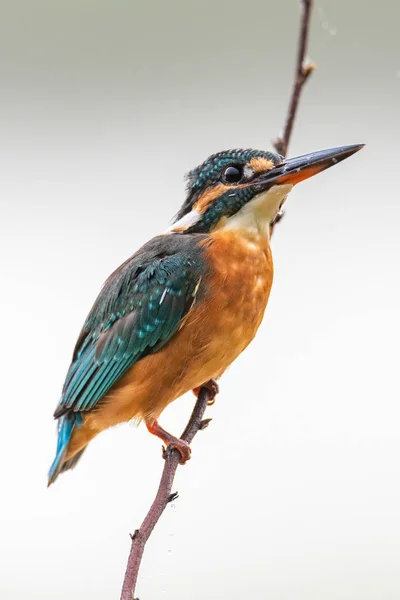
[176, 441, 191, 465]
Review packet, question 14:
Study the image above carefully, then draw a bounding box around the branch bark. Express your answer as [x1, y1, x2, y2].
[120, 2, 315, 598]
[120, 386, 211, 600]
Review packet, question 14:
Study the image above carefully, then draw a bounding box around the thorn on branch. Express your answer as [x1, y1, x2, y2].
[130, 529, 139, 541]
[167, 491, 179, 503]
[199, 418, 212, 430]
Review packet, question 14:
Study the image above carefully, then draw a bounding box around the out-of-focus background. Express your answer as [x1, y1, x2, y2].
[1, 1, 399, 598]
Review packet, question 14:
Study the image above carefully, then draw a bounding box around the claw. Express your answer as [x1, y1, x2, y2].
[163, 439, 191, 464]
[192, 379, 219, 405]
[146, 419, 191, 464]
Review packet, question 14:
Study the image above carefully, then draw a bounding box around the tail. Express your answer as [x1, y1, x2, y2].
[48, 412, 84, 486]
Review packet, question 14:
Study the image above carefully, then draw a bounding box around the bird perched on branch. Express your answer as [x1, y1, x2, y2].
[48, 143, 363, 485]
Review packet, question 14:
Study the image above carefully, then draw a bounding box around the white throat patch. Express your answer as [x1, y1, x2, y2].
[165, 183, 293, 236]
[222, 184, 293, 238]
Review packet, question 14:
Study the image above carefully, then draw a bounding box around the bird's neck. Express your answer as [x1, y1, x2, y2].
[217, 183, 293, 242]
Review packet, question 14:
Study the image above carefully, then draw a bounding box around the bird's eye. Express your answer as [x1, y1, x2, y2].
[223, 165, 243, 183]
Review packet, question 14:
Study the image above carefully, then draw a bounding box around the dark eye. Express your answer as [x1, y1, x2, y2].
[223, 165, 243, 183]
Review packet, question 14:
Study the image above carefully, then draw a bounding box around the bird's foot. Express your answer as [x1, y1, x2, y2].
[192, 379, 219, 405]
[162, 440, 191, 464]
[146, 419, 191, 464]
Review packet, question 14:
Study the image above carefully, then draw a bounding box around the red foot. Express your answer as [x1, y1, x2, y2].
[192, 379, 219, 405]
[146, 419, 191, 464]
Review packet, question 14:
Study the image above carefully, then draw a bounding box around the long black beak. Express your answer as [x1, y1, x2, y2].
[256, 144, 364, 188]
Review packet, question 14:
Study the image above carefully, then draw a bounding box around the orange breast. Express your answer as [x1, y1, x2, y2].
[194, 228, 274, 379]
[111, 228, 274, 419]
[67, 229, 274, 458]
[134, 228, 274, 413]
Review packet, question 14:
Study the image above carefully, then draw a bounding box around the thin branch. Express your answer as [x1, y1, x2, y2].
[120, 386, 211, 600]
[120, 3, 315, 598]
[273, 0, 315, 158]
[271, 0, 315, 235]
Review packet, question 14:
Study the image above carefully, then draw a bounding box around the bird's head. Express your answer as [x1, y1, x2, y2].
[169, 144, 363, 236]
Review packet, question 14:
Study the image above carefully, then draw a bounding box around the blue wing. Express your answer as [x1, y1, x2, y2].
[54, 234, 205, 417]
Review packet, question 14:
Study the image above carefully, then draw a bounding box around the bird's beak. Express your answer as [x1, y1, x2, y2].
[255, 144, 364, 189]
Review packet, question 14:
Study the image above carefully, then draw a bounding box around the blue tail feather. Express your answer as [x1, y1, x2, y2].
[48, 412, 83, 486]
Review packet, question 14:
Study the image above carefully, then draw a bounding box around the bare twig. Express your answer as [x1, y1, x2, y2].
[271, 0, 315, 235]
[273, 0, 315, 158]
[120, 386, 211, 600]
[120, 3, 315, 597]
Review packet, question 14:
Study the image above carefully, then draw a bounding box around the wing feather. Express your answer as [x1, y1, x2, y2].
[54, 234, 206, 418]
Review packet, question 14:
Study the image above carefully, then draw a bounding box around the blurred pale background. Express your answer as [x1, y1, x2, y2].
[1, 1, 399, 598]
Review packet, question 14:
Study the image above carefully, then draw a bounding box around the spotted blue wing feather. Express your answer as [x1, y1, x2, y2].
[54, 234, 206, 418]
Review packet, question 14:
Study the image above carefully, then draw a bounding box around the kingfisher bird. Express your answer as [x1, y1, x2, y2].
[48, 143, 363, 485]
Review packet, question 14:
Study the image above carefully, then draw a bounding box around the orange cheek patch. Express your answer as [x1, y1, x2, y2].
[248, 157, 275, 173]
[193, 184, 231, 214]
